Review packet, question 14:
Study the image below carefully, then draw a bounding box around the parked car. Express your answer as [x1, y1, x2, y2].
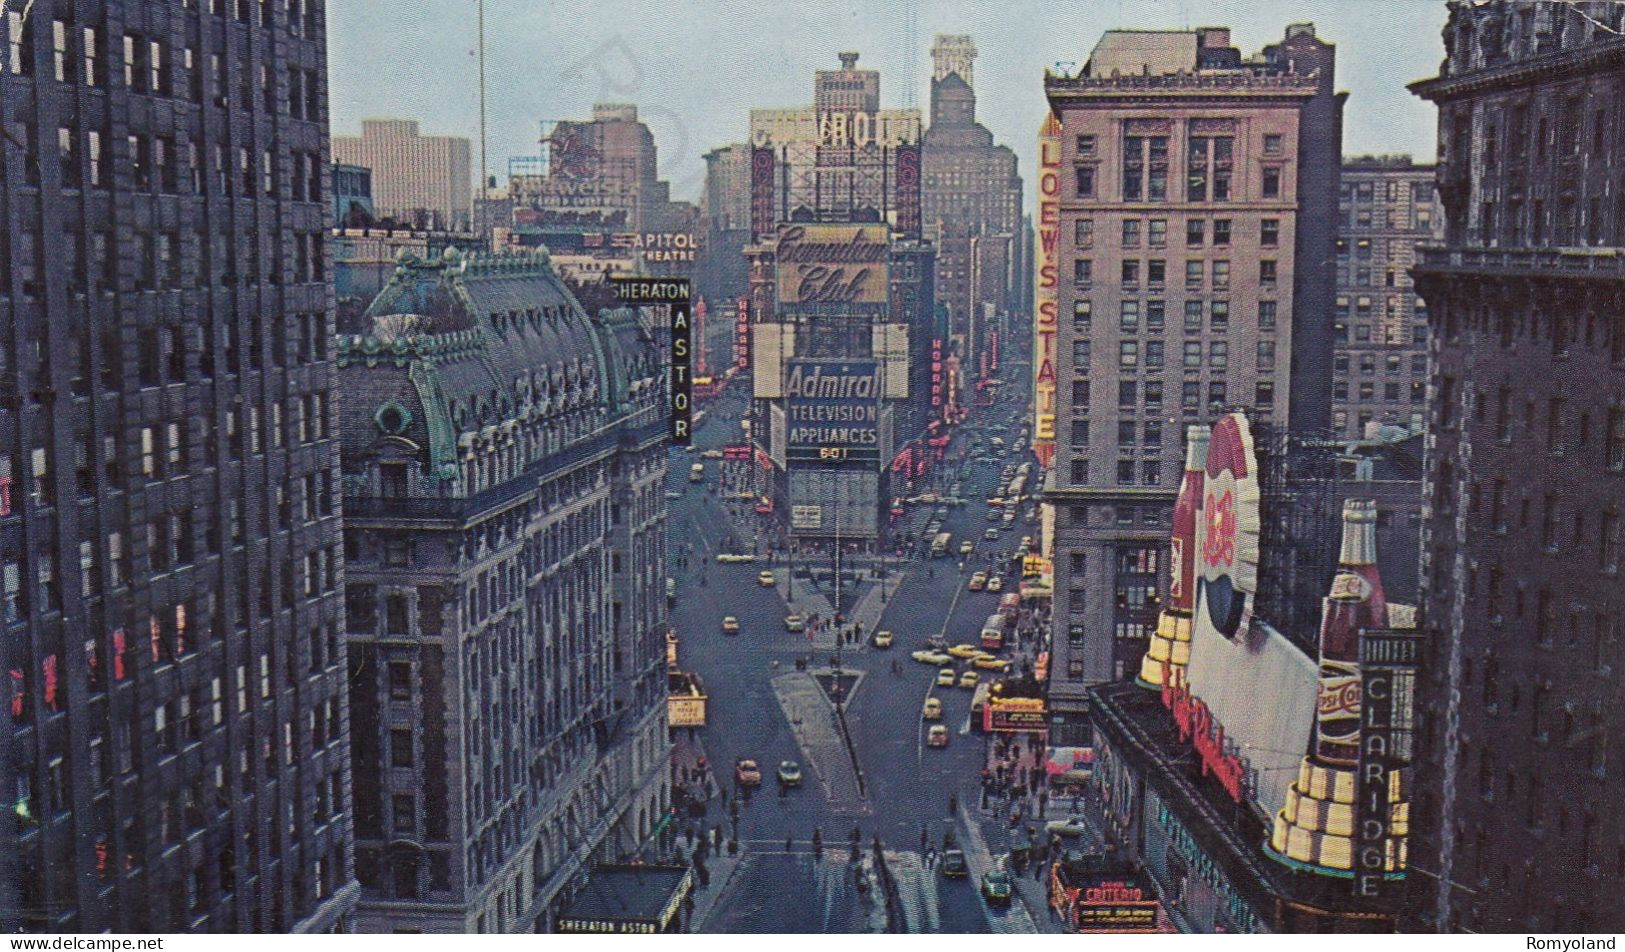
[784, 614, 806, 633]
[1045, 815, 1092, 838]
[927, 724, 950, 747]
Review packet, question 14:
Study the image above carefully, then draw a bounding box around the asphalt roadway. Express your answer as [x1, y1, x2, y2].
[667, 387, 1044, 933]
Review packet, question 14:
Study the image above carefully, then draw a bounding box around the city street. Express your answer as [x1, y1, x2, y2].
[667, 383, 1068, 933]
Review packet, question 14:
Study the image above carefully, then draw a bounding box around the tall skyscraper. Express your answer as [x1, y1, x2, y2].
[1409, 0, 1625, 933]
[336, 249, 672, 932]
[333, 119, 472, 230]
[1, 0, 355, 932]
[1333, 156, 1443, 439]
[1039, 24, 1342, 740]
[921, 34, 1023, 390]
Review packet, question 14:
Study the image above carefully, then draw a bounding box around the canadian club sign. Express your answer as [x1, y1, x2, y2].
[775, 224, 890, 305]
[611, 277, 692, 444]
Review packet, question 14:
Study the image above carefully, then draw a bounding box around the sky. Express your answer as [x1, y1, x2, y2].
[328, 0, 1451, 206]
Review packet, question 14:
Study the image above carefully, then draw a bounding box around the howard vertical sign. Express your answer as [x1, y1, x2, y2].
[1353, 628, 1419, 897]
[612, 278, 693, 445]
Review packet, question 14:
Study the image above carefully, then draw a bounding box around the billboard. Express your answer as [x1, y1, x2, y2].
[787, 467, 879, 538]
[1032, 111, 1062, 467]
[775, 224, 889, 306]
[785, 361, 880, 463]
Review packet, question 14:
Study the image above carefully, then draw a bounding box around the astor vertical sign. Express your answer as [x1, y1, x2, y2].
[612, 277, 693, 445]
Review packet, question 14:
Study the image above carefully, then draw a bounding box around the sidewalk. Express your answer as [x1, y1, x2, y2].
[685, 851, 743, 932]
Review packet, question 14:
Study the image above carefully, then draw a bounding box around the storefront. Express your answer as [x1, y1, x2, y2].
[555, 865, 694, 934]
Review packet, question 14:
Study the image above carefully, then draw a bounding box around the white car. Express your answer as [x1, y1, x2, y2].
[911, 650, 952, 665]
[700, 449, 725, 459]
[716, 553, 756, 563]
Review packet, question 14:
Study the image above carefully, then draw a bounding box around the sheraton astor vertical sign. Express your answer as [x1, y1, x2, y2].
[612, 277, 692, 444]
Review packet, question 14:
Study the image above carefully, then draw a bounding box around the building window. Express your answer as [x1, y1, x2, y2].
[1075, 219, 1093, 246]
[390, 729, 414, 768]
[1263, 134, 1283, 155]
[1185, 260, 1203, 289]
[1069, 421, 1089, 448]
[1119, 300, 1139, 333]
[1259, 300, 1277, 331]
[1262, 167, 1281, 198]
[1076, 166, 1095, 198]
[1261, 219, 1279, 246]
[1076, 134, 1095, 157]
[1073, 259, 1092, 286]
[1072, 300, 1092, 333]
[1121, 219, 1140, 247]
[1185, 219, 1204, 247]
[1118, 341, 1138, 369]
[1116, 460, 1135, 485]
[1259, 260, 1277, 284]
[1072, 339, 1091, 367]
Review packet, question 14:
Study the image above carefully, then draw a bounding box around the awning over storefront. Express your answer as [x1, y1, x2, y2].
[556, 864, 694, 934]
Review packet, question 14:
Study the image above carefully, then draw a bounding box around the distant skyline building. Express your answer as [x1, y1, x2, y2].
[921, 34, 1023, 398]
[1333, 156, 1442, 439]
[749, 52, 923, 227]
[1, 0, 356, 932]
[334, 119, 473, 231]
[336, 249, 672, 932]
[1408, 0, 1625, 933]
[499, 104, 699, 281]
[1040, 24, 1343, 741]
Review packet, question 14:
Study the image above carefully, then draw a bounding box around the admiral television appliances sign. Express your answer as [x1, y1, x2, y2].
[785, 361, 880, 462]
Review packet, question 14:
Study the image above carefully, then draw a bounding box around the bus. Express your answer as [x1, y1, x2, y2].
[997, 592, 1022, 623]
[689, 462, 705, 483]
[981, 613, 1009, 650]
[930, 532, 952, 558]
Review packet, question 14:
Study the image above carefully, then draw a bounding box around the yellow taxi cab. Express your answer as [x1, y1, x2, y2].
[959, 670, 980, 689]
[757, 570, 776, 586]
[922, 697, 943, 720]
[948, 643, 987, 660]
[959, 540, 974, 555]
[973, 656, 1013, 672]
[722, 616, 741, 635]
[871, 630, 894, 649]
[986, 576, 1004, 592]
[936, 668, 957, 687]
[968, 572, 987, 591]
[927, 724, 950, 747]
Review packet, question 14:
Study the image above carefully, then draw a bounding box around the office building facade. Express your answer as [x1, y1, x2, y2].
[1040, 24, 1342, 737]
[1409, 0, 1625, 933]
[1, 0, 355, 932]
[1333, 156, 1443, 438]
[337, 249, 672, 932]
[333, 119, 471, 231]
